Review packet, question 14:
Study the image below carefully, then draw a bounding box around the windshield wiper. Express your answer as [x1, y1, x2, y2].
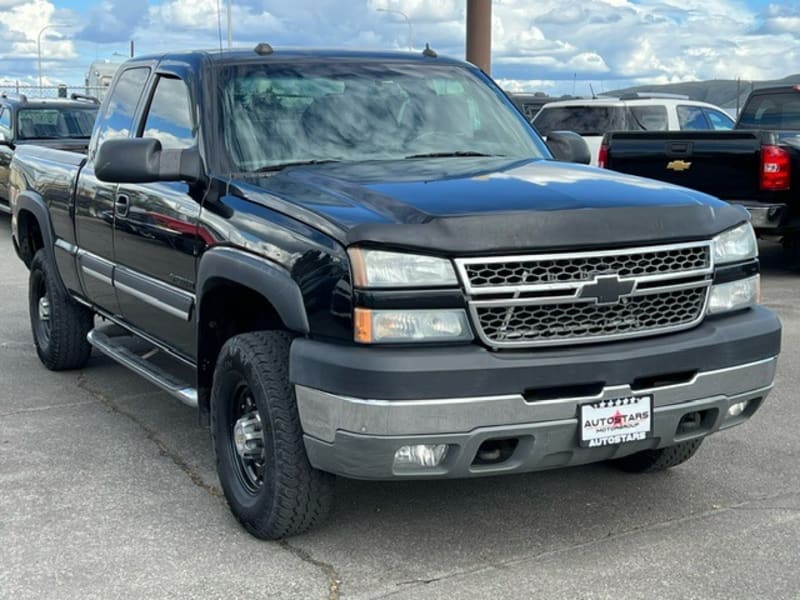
[251, 159, 340, 173]
[404, 151, 502, 159]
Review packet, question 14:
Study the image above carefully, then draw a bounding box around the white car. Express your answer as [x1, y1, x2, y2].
[532, 94, 735, 165]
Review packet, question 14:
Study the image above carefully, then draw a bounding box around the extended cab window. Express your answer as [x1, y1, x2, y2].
[91, 67, 150, 156]
[141, 76, 195, 149]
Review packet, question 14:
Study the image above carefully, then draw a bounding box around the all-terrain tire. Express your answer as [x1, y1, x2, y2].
[210, 331, 334, 539]
[611, 438, 703, 473]
[29, 249, 94, 370]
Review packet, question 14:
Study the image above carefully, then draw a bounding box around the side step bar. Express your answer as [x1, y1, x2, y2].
[87, 328, 198, 408]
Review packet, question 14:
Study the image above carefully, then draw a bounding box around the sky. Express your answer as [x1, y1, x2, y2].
[0, 0, 797, 95]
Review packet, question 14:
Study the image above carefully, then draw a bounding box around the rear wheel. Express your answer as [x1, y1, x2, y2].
[210, 331, 334, 539]
[610, 438, 703, 473]
[29, 250, 94, 370]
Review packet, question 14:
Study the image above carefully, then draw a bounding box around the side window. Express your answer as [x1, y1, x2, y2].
[0, 108, 11, 139]
[141, 76, 195, 149]
[91, 67, 150, 158]
[704, 109, 734, 130]
[629, 105, 667, 131]
[677, 105, 711, 130]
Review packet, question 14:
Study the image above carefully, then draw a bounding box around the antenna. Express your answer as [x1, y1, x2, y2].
[589, 83, 596, 99]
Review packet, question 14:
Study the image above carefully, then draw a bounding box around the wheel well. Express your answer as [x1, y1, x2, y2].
[197, 280, 287, 417]
[17, 209, 44, 267]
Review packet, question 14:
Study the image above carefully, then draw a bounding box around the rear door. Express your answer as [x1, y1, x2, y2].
[75, 65, 151, 314]
[112, 68, 201, 359]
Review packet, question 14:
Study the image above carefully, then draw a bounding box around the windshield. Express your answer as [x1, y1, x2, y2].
[16, 107, 97, 140]
[533, 106, 626, 136]
[737, 92, 800, 131]
[219, 62, 546, 171]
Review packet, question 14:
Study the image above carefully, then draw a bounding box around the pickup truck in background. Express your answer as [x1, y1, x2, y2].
[600, 85, 800, 255]
[8, 46, 781, 539]
[0, 93, 98, 213]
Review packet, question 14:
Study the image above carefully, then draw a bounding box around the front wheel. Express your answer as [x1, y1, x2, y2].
[610, 438, 703, 473]
[210, 331, 334, 539]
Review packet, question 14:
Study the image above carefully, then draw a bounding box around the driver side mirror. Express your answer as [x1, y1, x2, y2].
[95, 138, 203, 184]
[545, 131, 591, 165]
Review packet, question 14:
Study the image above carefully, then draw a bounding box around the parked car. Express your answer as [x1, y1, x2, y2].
[533, 93, 735, 165]
[599, 85, 800, 256]
[0, 92, 98, 213]
[507, 92, 578, 122]
[9, 46, 780, 539]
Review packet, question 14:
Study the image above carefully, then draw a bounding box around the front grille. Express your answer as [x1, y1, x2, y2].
[463, 245, 710, 290]
[456, 242, 713, 348]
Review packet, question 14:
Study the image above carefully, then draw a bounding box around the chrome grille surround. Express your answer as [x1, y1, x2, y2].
[455, 241, 714, 348]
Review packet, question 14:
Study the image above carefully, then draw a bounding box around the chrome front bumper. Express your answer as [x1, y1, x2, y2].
[296, 357, 777, 479]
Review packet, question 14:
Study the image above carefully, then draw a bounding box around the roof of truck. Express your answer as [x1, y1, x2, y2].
[128, 46, 471, 67]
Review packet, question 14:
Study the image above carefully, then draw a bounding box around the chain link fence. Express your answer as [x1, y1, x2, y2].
[0, 84, 108, 101]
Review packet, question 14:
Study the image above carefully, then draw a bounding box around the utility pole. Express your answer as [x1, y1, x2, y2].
[466, 0, 491, 74]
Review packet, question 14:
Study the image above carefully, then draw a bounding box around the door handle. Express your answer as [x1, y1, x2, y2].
[115, 193, 130, 218]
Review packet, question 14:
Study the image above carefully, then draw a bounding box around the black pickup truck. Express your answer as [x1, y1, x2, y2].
[600, 86, 800, 254]
[9, 46, 781, 539]
[0, 93, 98, 213]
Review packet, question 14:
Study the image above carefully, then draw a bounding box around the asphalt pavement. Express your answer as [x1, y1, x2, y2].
[1, 216, 798, 599]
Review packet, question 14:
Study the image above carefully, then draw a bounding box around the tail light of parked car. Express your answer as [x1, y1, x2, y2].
[760, 145, 791, 191]
[598, 143, 609, 168]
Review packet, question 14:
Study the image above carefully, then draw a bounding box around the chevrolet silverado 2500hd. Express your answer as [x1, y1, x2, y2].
[9, 47, 781, 539]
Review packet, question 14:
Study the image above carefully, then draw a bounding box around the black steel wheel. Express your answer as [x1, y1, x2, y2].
[28, 250, 93, 370]
[210, 330, 334, 539]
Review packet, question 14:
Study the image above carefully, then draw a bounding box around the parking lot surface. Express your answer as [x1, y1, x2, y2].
[1, 217, 798, 599]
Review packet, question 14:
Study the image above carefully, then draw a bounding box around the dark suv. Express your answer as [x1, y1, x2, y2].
[0, 93, 98, 213]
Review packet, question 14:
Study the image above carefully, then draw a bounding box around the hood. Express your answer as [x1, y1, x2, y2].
[233, 157, 748, 254]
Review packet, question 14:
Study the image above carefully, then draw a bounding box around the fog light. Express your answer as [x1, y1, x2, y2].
[727, 400, 748, 417]
[393, 444, 448, 468]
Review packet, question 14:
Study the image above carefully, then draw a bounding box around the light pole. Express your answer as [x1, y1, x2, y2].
[37, 24, 70, 90]
[376, 8, 413, 51]
[227, 0, 232, 48]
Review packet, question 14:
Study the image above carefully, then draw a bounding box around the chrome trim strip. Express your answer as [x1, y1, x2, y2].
[454, 241, 713, 296]
[115, 280, 190, 321]
[295, 357, 777, 442]
[82, 266, 113, 287]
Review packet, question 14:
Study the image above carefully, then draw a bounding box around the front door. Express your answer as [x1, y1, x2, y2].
[113, 73, 201, 359]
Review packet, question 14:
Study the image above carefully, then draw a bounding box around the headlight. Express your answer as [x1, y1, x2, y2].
[707, 275, 760, 315]
[354, 308, 472, 343]
[713, 223, 757, 265]
[349, 248, 458, 288]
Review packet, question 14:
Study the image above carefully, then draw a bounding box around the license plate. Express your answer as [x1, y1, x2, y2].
[579, 396, 652, 448]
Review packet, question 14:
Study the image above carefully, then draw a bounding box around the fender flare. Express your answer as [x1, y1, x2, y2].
[196, 246, 310, 334]
[15, 191, 68, 295]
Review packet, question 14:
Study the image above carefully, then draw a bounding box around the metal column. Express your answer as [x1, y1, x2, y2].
[466, 0, 492, 74]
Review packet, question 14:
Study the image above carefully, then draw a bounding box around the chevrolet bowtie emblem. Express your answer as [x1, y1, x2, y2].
[667, 159, 692, 172]
[579, 275, 636, 305]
